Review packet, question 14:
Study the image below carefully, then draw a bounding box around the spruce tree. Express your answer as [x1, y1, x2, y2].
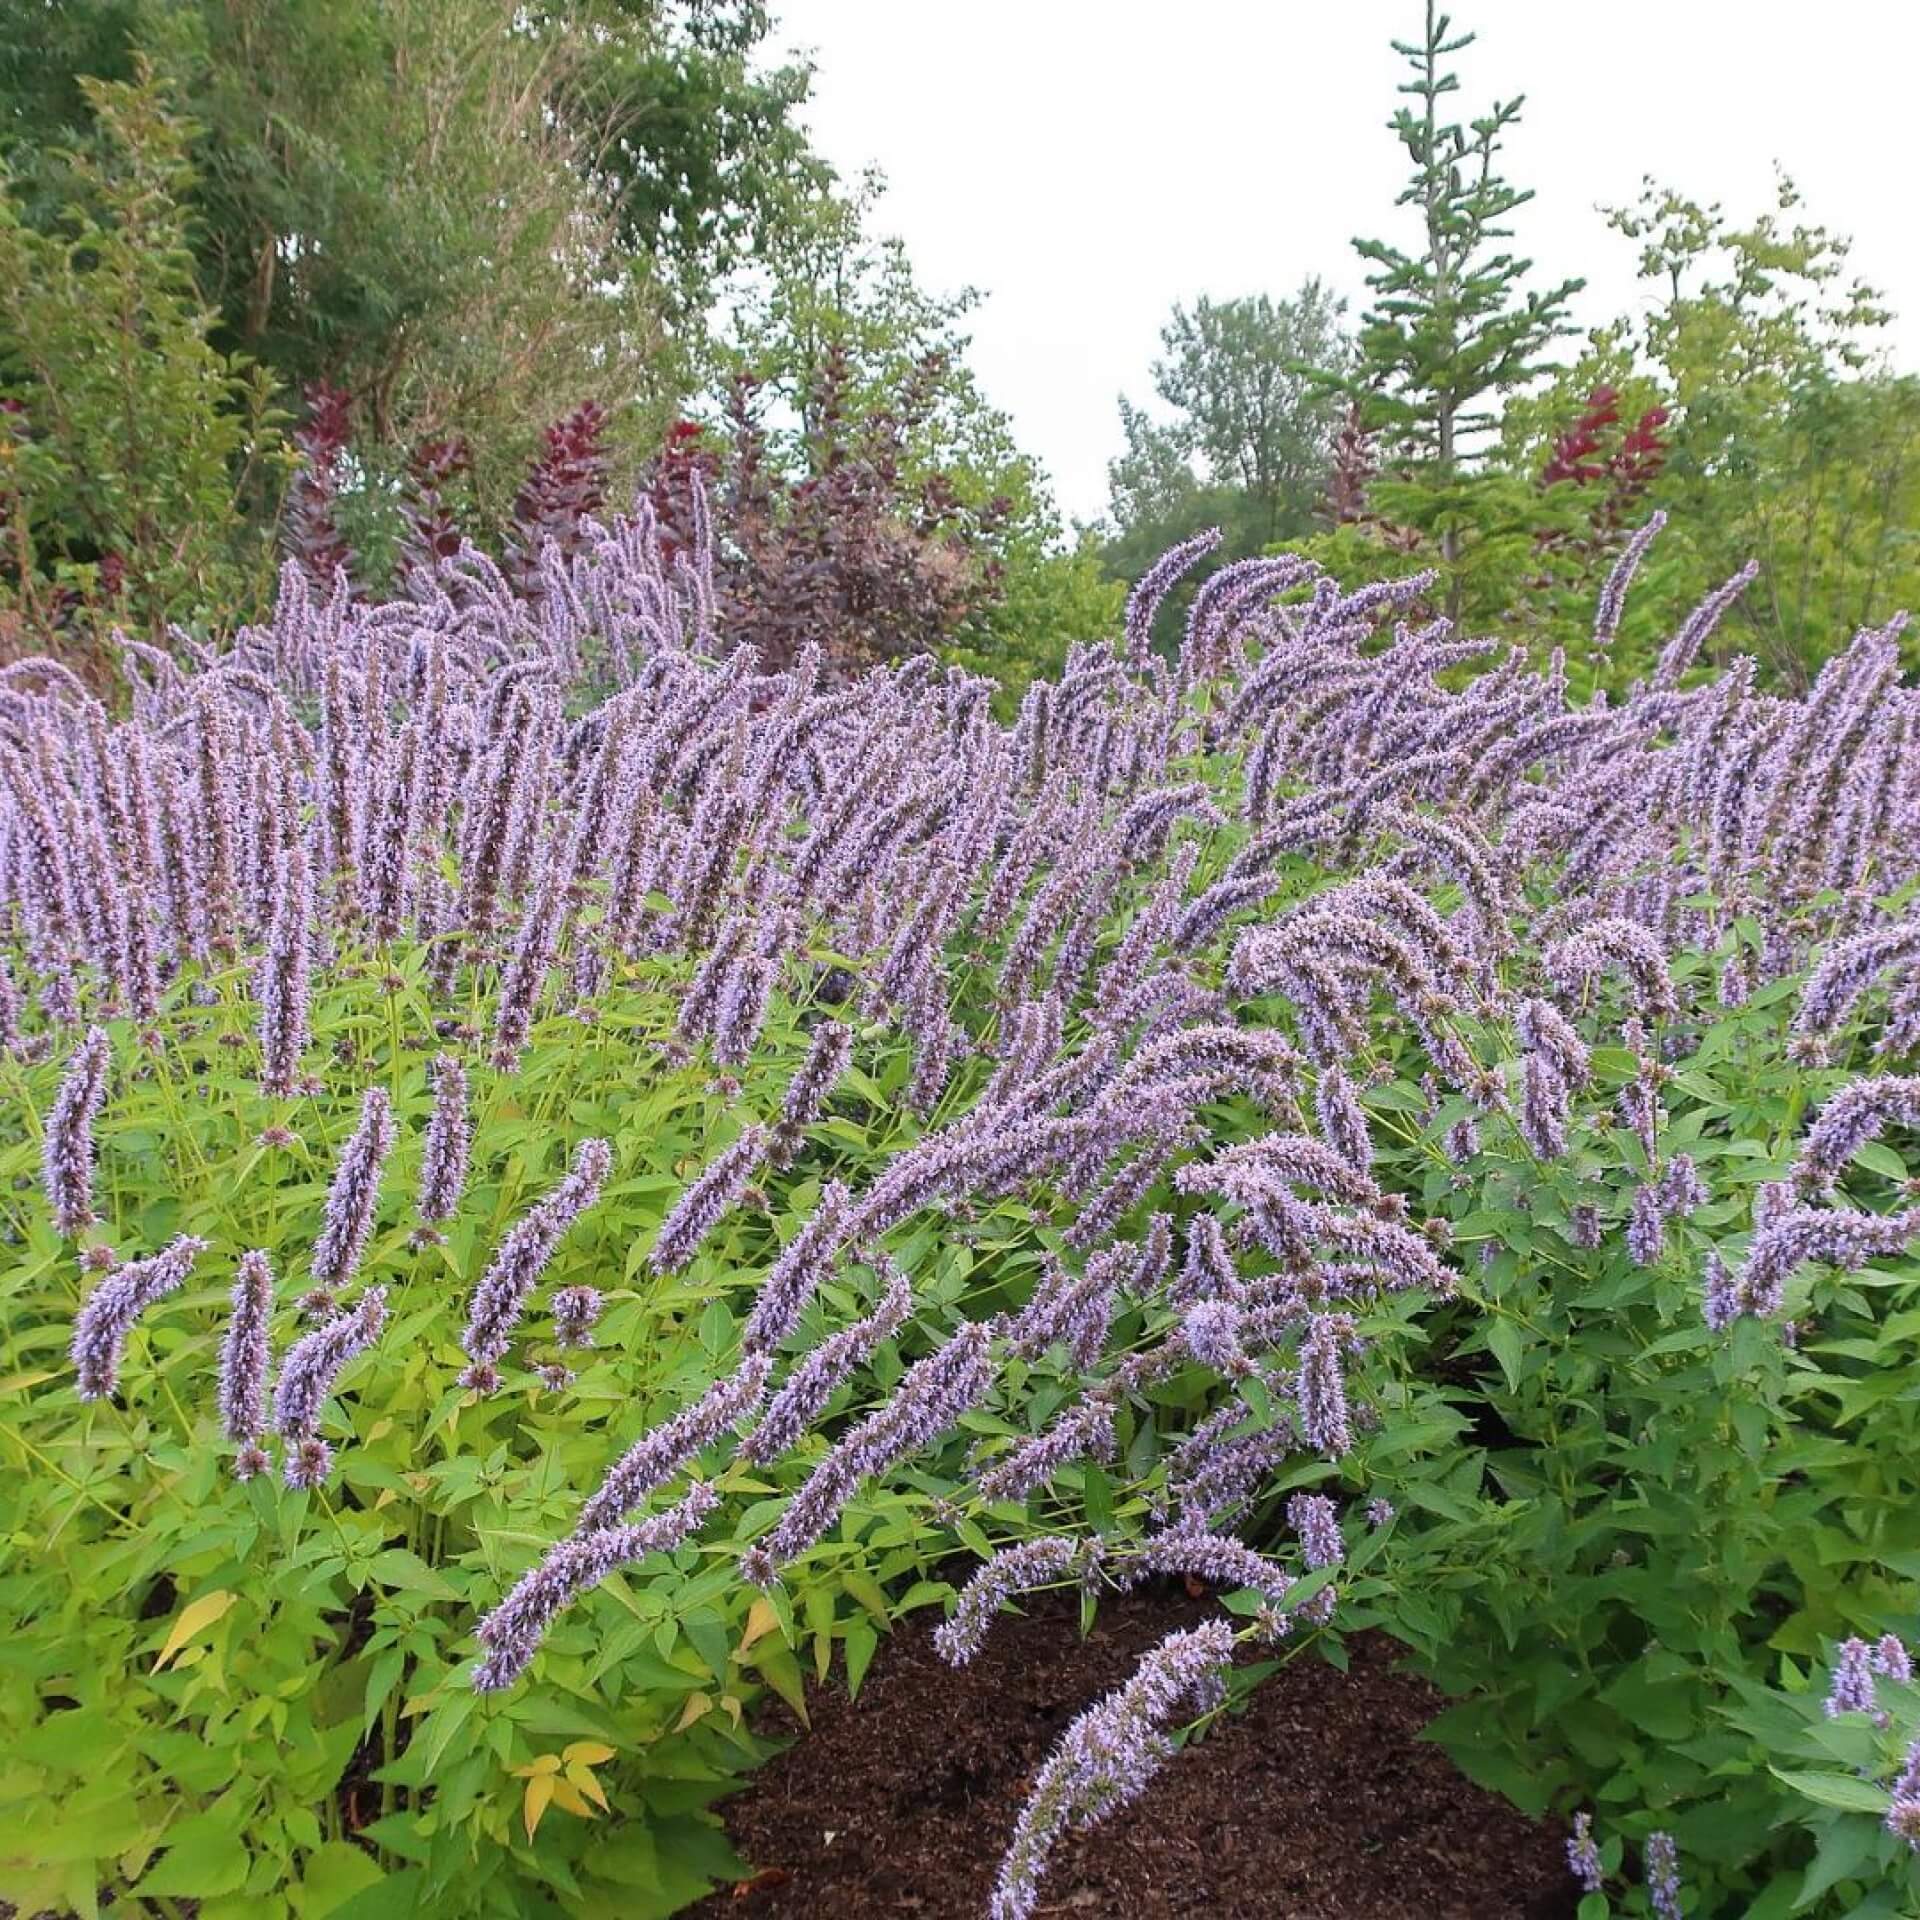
[1349, 3, 1582, 601]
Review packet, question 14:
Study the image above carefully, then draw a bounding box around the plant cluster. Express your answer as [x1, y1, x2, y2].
[0, 491, 1918, 1920]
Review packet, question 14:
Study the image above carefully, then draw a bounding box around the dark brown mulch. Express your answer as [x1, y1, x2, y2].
[691, 1586, 1576, 1919]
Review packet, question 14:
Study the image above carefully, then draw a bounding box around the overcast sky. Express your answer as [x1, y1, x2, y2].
[772, 0, 1920, 529]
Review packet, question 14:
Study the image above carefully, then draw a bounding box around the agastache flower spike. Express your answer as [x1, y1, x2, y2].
[650, 1125, 769, 1274]
[273, 1284, 387, 1468]
[741, 1181, 853, 1355]
[1297, 1313, 1354, 1455]
[1643, 1831, 1682, 1920]
[72, 1235, 207, 1400]
[218, 1251, 275, 1461]
[1174, 1212, 1240, 1307]
[1118, 1527, 1293, 1605]
[1287, 1491, 1344, 1569]
[1792, 1075, 1920, 1193]
[1887, 1740, 1920, 1849]
[415, 1052, 472, 1228]
[990, 1620, 1235, 1920]
[1825, 1636, 1877, 1715]
[1627, 1183, 1666, 1267]
[577, 1355, 773, 1532]
[1124, 527, 1222, 670]
[737, 1262, 914, 1467]
[1566, 1813, 1604, 1894]
[1727, 1204, 1920, 1322]
[1314, 1066, 1372, 1173]
[934, 1537, 1089, 1666]
[1874, 1634, 1913, 1682]
[1592, 510, 1666, 647]
[742, 1318, 998, 1582]
[44, 1024, 110, 1234]
[972, 1398, 1118, 1505]
[460, 1138, 612, 1380]
[472, 1483, 719, 1692]
[310, 1088, 397, 1287]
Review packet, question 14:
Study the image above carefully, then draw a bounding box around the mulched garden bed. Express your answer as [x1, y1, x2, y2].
[692, 1586, 1577, 1919]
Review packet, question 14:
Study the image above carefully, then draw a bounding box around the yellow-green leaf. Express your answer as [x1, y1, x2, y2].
[523, 1771, 555, 1842]
[153, 1590, 235, 1672]
[738, 1594, 781, 1654]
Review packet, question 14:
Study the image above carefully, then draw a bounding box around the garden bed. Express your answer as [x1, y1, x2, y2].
[695, 1588, 1576, 1919]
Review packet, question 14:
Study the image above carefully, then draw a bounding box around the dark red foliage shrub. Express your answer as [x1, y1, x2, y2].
[505, 402, 610, 594]
[644, 347, 1013, 675]
[399, 435, 471, 588]
[286, 382, 357, 593]
[1540, 385, 1671, 538]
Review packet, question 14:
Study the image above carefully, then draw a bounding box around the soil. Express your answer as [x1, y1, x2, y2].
[691, 1584, 1576, 1919]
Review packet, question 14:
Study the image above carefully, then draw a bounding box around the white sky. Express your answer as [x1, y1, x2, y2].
[773, 0, 1920, 529]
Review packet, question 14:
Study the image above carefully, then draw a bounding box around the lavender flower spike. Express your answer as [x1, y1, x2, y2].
[991, 1619, 1235, 1920]
[1287, 1491, 1344, 1569]
[1643, 1830, 1682, 1920]
[1825, 1636, 1877, 1716]
[461, 1138, 612, 1380]
[44, 1025, 110, 1235]
[1566, 1812, 1603, 1894]
[472, 1482, 719, 1692]
[72, 1236, 208, 1401]
[416, 1052, 472, 1227]
[741, 1181, 853, 1355]
[1593, 509, 1666, 646]
[934, 1536, 1087, 1666]
[310, 1088, 398, 1287]
[218, 1250, 275, 1456]
[577, 1355, 773, 1533]
[650, 1126, 769, 1274]
[273, 1283, 388, 1455]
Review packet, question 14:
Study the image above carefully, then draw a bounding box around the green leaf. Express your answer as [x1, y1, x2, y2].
[1486, 1316, 1524, 1392]
[137, 1816, 250, 1898]
[367, 1548, 459, 1601]
[1770, 1767, 1892, 1813]
[293, 1842, 387, 1919]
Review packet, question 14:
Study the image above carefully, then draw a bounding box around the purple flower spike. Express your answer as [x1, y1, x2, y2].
[934, 1537, 1089, 1667]
[472, 1482, 719, 1692]
[311, 1088, 397, 1287]
[461, 1138, 611, 1377]
[218, 1250, 275, 1448]
[551, 1284, 604, 1350]
[1643, 1830, 1681, 1920]
[991, 1619, 1235, 1920]
[651, 1126, 769, 1274]
[1888, 1739, 1920, 1849]
[1297, 1313, 1354, 1456]
[417, 1052, 472, 1226]
[44, 1025, 110, 1235]
[1566, 1812, 1603, 1893]
[1873, 1634, 1913, 1682]
[1826, 1636, 1877, 1716]
[72, 1235, 207, 1401]
[273, 1284, 387, 1450]
[1287, 1491, 1343, 1570]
